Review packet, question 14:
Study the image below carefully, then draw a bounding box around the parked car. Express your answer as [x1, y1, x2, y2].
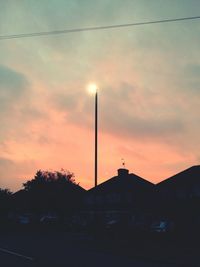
[40, 215, 59, 225]
[17, 214, 34, 225]
[150, 220, 174, 233]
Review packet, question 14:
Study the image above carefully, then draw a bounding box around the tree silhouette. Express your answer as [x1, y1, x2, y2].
[22, 169, 85, 216]
[0, 188, 12, 218]
[23, 169, 76, 191]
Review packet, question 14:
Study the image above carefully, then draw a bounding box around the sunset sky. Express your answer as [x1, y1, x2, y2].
[0, 0, 200, 191]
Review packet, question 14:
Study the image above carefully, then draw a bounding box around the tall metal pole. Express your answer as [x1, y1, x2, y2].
[95, 90, 98, 187]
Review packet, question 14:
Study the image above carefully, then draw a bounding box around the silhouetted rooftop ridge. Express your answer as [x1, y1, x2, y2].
[88, 168, 155, 192]
[157, 165, 200, 186]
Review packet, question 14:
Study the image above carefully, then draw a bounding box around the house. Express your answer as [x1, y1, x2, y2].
[82, 168, 156, 226]
[156, 165, 200, 229]
[157, 165, 200, 200]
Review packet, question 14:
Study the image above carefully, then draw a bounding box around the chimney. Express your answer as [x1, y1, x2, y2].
[117, 168, 129, 177]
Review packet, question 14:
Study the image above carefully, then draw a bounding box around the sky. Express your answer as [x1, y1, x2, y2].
[0, 0, 200, 191]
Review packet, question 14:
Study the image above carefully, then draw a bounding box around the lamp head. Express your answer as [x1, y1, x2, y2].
[87, 83, 98, 94]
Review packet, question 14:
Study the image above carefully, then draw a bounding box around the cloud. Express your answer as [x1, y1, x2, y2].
[0, 66, 41, 143]
[101, 86, 184, 140]
[0, 65, 49, 144]
[181, 64, 200, 92]
[0, 64, 29, 110]
[53, 82, 184, 141]
[53, 87, 83, 111]
[0, 156, 37, 191]
[186, 64, 200, 76]
[0, 65, 31, 141]
[0, 157, 14, 168]
[102, 108, 184, 140]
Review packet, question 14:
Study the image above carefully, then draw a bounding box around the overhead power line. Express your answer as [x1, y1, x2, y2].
[0, 15, 200, 40]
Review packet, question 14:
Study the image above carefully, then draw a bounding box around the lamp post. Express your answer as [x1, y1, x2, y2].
[88, 83, 98, 188]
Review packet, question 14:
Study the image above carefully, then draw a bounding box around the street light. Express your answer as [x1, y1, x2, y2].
[87, 83, 98, 188]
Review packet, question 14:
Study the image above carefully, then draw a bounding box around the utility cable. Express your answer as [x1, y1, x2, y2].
[0, 15, 200, 40]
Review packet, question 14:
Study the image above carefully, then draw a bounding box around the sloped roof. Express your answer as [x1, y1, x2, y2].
[88, 170, 155, 193]
[157, 165, 200, 188]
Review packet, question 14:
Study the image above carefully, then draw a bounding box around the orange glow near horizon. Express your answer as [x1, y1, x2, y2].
[0, 104, 197, 192]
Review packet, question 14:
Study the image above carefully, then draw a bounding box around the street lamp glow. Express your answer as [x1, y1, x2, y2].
[87, 83, 98, 94]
